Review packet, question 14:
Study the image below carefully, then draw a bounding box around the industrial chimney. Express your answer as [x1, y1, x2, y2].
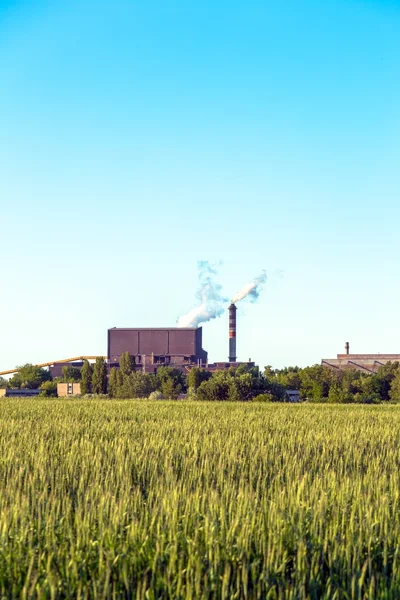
[345, 342, 350, 355]
[229, 303, 237, 363]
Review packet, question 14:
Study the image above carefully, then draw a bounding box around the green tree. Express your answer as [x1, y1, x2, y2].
[119, 372, 157, 399]
[109, 368, 119, 398]
[341, 370, 364, 396]
[228, 372, 254, 401]
[328, 384, 354, 404]
[261, 375, 286, 401]
[197, 372, 230, 401]
[274, 366, 303, 390]
[119, 352, 136, 376]
[61, 366, 81, 382]
[375, 362, 400, 401]
[353, 391, 381, 404]
[0, 377, 8, 389]
[187, 368, 211, 392]
[361, 374, 382, 398]
[263, 365, 276, 378]
[161, 377, 180, 400]
[92, 358, 108, 395]
[80, 360, 93, 395]
[389, 369, 400, 403]
[109, 368, 125, 398]
[236, 364, 260, 379]
[157, 367, 186, 399]
[9, 364, 52, 390]
[299, 365, 339, 401]
[39, 381, 58, 397]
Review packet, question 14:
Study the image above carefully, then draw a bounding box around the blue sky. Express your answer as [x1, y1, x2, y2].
[1, 0, 400, 371]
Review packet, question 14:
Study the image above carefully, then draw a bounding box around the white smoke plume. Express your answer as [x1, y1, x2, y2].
[177, 261, 227, 328]
[232, 270, 267, 304]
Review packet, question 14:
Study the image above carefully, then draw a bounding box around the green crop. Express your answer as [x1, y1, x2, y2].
[0, 399, 400, 598]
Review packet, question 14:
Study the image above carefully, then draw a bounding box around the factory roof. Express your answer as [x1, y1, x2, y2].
[108, 327, 199, 331]
[322, 354, 400, 373]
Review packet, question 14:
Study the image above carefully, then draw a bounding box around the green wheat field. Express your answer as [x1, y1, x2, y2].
[1, 399, 400, 598]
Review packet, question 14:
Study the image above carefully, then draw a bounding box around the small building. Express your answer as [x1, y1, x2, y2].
[0, 389, 41, 397]
[57, 382, 81, 397]
[286, 389, 301, 403]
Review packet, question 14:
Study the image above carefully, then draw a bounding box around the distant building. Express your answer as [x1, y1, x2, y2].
[204, 361, 255, 372]
[286, 390, 301, 402]
[322, 343, 400, 373]
[0, 389, 41, 397]
[57, 382, 81, 397]
[49, 361, 84, 379]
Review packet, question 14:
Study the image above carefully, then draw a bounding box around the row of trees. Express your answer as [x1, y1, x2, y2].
[3, 355, 400, 402]
[108, 356, 297, 401]
[1, 365, 52, 390]
[266, 362, 400, 403]
[109, 354, 186, 399]
[83, 358, 400, 403]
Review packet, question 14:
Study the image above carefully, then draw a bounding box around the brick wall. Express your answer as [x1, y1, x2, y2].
[57, 383, 81, 397]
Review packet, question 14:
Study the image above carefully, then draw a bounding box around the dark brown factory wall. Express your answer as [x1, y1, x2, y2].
[195, 327, 203, 357]
[139, 330, 169, 355]
[108, 329, 140, 357]
[108, 328, 207, 362]
[49, 362, 84, 379]
[167, 330, 188, 355]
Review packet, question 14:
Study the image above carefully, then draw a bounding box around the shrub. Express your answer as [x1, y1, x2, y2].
[148, 391, 165, 401]
[253, 393, 275, 402]
[39, 381, 58, 397]
[353, 392, 381, 404]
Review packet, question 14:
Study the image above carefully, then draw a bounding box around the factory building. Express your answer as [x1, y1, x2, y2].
[107, 306, 255, 374]
[322, 342, 400, 373]
[49, 361, 84, 378]
[108, 327, 208, 372]
[107, 303, 258, 374]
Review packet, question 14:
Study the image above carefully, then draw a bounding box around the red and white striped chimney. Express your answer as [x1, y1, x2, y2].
[229, 303, 237, 363]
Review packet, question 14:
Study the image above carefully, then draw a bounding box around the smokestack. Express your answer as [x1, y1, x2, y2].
[229, 303, 237, 363]
[345, 342, 350, 355]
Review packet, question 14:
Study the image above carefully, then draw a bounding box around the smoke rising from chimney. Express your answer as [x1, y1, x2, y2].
[232, 270, 267, 304]
[177, 261, 227, 328]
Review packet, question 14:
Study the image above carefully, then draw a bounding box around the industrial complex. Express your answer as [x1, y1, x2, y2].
[0, 302, 254, 379]
[106, 302, 251, 373]
[321, 343, 400, 373]
[2, 305, 400, 383]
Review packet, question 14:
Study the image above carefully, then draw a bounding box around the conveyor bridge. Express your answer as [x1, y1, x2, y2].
[0, 356, 106, 377]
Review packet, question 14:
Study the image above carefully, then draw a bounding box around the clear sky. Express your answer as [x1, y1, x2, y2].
[1, 0, 400, 371]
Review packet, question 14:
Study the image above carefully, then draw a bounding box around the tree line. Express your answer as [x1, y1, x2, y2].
[0, 358, 108, 397]
[266, 362, 400, 403]
[2, 355, 400, 402]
